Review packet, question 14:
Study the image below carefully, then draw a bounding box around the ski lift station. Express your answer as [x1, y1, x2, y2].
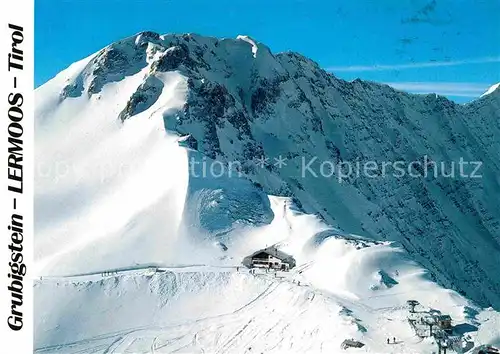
[243, 247, 296, 271]
[435, 314, 452, 331]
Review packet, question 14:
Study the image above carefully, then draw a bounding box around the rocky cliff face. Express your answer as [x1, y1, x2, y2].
[56, 31, 500, 309]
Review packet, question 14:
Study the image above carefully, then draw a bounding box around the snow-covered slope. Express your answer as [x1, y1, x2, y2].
[481, 82, 500, 98]
[34, 32, 500, 353]
[34, 197, 500, 353]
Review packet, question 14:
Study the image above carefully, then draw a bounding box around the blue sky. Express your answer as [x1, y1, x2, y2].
[35, 0, 500, 102]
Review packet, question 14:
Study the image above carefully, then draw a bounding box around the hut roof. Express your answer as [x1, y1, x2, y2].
[250, 247, 293, 261]
[341, 339, 365, 349]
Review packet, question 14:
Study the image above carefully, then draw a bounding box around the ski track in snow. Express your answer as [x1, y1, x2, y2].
[33, 269, 373, 353]
[34, 262, 500, 353]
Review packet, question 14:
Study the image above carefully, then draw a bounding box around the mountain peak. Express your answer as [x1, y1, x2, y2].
[480, 82, 500, 98]
[35, 30, 500, 353]
[236, 35, 259, 58]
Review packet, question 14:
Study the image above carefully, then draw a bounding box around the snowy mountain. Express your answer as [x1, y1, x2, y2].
[34, 32, 500, 353]
[481, 82, 500, 98]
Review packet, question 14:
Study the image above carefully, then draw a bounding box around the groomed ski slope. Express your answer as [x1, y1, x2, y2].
[34, 41, 500, 353]
[34, 196, 500, 353]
